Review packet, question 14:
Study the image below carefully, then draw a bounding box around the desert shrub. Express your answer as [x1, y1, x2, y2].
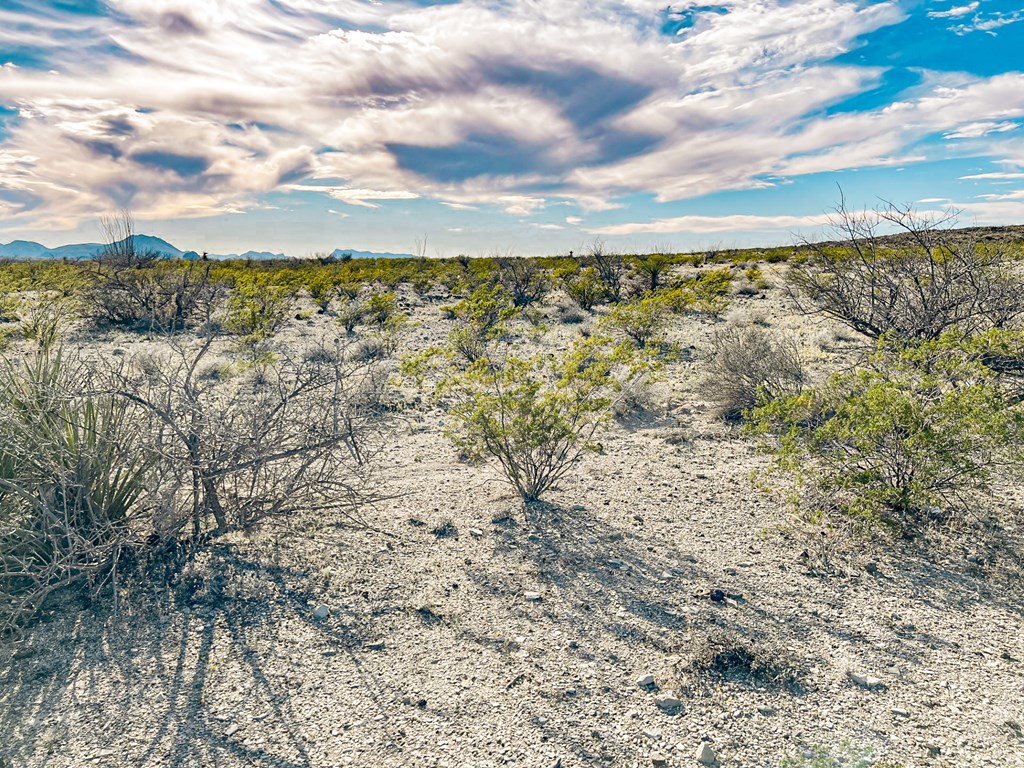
[603, 292, 673, 349]
[224, 280, 296, 343]
[336, 296, 365, 334]
[751, 334, 1024, 536]
[115, 333, 387, 536]
[84, 259, 222, 332]
[555, 264, 605, 311]
[788, 202, 1024, 342]
[585, 241, 627, 303]
[19, 293, 79, 350]
[707, 325, 804, 420]
[441, 284, 519, 362]
[680, 625, 806, 692]
[689, 268, 732, 315]
[363, 290, 400, 329]
[438, 335, 646, 501]
[495, 256, 549, 308]
[0, 351, 150, 632]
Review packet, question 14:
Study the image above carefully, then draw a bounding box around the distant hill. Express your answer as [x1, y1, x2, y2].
[1, 237, 417, 261]
[331, 248, 416, 260]
[0, 235, 183, 260]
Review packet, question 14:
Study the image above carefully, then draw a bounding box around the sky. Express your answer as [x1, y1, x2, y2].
[1, 0, 1023, 257]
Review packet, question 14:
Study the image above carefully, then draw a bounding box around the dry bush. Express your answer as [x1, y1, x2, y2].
[789, 201, 1024, 342]
[0, 351, 150, 633]
[678, 624, 807, 693]
[706, 324, 804, 420]
[495, 256, 549, 308]
[115, 332, 388, 537]
[83, 211, 224, 332]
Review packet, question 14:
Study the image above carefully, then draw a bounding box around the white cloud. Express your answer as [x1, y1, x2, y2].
[943, 121, 1018, 139]
[588, 213, 831, 235]
[928, 2, 978, 19]
[565, 216, 583, 225]
[0, 0, 1020, 232]
[959, 172, 1024, 179]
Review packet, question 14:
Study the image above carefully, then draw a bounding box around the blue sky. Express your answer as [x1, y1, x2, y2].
[1, 0, 1023, 256]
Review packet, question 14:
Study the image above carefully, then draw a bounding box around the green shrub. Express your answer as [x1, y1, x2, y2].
[438, 336, 646, 501]
[556, 265, 605, 311]
[603, 292, 673, 349]
[225, 280, 295, 343]
[363, 290, 400, 329]
[751, 333, 1024, 535]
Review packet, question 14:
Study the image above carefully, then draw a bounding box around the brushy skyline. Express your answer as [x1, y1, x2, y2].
[1, 0, 1023, 256]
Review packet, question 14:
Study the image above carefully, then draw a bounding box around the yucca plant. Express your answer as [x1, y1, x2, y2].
[0, 350, 150, 632]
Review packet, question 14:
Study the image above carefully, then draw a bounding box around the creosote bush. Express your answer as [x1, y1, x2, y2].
[751, 332, 1024, 538]
[436, 335, 651, 502]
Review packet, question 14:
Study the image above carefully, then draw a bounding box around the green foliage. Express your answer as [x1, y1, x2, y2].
[437, 335, 651, 501]
[751, 333, 1024, 533]
[440, 284, 520, 362]
[632, 253, 673, 292]
[603, 292, 673, 349]
[225, 279, 296, 343]
[778, 742, 902, 768]
[363, 290, 400, 329]
[556, 264, 606, 311]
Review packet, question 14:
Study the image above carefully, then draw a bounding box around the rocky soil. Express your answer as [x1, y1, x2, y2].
[2, 273, 1023, 768]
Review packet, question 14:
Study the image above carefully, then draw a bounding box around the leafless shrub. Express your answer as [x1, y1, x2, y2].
[495, 255, 549, 308]
[114, 332, 389, 537]
[789, 200, 1024, 342]
[83, 210, 224, 332]
[706, 324, 805, 420]
[585, 239, 627, 303]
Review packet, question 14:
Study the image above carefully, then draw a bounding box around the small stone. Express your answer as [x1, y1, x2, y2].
[313, 604, 330, 620]
[892, 708, 910, 718]
[524, 591, 543, 602]
[469, 528, 484, 537]
[651, 752, 668, 767]
[643, 728, 661, 740]
[695, 741, 717, 765]
[757, 706, 777, 716]
[636, 673, 656, 688]
[865, 561, 879, 575]
[587, 536, 599, 544]
[225, 723, 239, 737]
[848, 671, 884, 690]
[924, 743, 941, 757]
[655, 692, 682, 711]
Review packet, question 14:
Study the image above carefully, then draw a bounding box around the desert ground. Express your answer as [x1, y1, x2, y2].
[1, 258, 1023, 768]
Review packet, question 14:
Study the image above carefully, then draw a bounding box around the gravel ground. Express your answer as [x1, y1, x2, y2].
[2, 276, 1023, 768]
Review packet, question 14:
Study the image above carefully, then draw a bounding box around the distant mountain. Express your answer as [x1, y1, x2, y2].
[1, 235, 184, 260]
[0, 240, 49, 259]
[210, 250, 288, 261]
[1, 236, 416, 262]
[330, 248, 415, 260]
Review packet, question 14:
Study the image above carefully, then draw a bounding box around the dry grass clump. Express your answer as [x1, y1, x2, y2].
[677, 625, 808, 693]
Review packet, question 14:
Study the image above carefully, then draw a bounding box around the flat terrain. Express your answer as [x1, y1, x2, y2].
[2, 270, 1023, 768]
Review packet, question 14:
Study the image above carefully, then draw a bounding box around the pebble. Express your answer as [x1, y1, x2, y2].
[655, 692, 682, 711]
[651, 753, 668, 767]
[636, 673, 656, 688]
[313, 604, 330, 620]
[695, 741, 717, 765]
[524, 592, 543, 602]
[848, 671, 884, 690]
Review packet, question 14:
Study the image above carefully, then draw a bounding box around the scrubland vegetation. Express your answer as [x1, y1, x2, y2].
[2, 206, 1023, 767]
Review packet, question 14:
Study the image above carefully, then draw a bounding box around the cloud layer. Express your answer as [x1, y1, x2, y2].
[0, 0, 1023, 241]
